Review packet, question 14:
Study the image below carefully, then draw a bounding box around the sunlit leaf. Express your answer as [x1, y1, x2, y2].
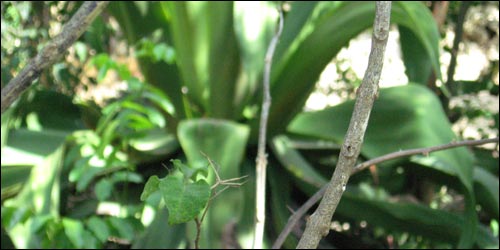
[62, 218, 85, 248]
[141, 175, 160, 201]
[289, 84, 473, 189]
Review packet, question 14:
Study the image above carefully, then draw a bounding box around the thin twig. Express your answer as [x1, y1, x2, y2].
[296, 2, 392, 248]
[352, 137, 499, 174]
[272, 185, 328, 249]
[1, 1, 109, 114]
[194, 217, 202, 249]
[194, 152, 248, 248]
[273, 137, 498, 249]
[253, 5, 284, 249]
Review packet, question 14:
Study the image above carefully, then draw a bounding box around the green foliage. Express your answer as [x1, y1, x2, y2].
[1, 1, 498, 249]
[160, 176, 210, 225]
[141, 159, 210, 225]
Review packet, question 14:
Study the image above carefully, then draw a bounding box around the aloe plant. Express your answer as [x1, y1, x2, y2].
[2, 1, 497, 249]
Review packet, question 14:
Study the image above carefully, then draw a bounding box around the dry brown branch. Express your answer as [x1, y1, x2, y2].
[1, 1, 109, 114]
[296, 2, 392, 248]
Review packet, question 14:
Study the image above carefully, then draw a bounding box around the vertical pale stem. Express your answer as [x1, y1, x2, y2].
[253, 7, 284, 249]
[296, 2, 392, 248]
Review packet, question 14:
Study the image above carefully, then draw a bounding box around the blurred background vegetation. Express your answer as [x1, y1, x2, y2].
[1, 1, 498, 249]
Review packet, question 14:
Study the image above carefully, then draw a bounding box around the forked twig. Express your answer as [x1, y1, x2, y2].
[194, 152, 248, 248]
[273, 137, 498, 249]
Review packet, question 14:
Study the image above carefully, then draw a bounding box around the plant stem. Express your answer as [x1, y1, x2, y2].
[353, 137, 499, 174]
[253, 5, 284, 249]
[296, 2, 392, 248]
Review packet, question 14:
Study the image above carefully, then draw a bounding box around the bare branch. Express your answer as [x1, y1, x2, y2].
[1, 1, 109, 114]
[196, 152, 247, 249]
[253, 5, 284, 249]
[352, 137, 499, 174]
[272, 185, 328, 249]
[296, 2, 392, 248]
[273, 137, 498, 249]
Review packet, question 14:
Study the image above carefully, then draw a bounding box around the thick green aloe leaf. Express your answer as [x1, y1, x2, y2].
[177, 119, 249, 178]
[1, 128, 68, 248]
[288, 84, 473, 190]
[233, 2, 280, 118]
[263, 1, 441, 136]
[1, 165, 32, 199]
[268, 162, 298, 249]
[337, 191, 497, 248]
[62, 218, 86, 248]
[205, 3, 241, 119]
[399, 25, 434, 84]
[162, 2, 241, 118]
[288, 84, 477, 246]
[1, 128, 68, 200]
[107, 2, 160, 43]
[4, 144, 65, 215]
[271, 135, 328, 188]
[395, 2, 442, 83]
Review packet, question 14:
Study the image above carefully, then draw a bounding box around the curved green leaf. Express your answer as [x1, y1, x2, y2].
[177, 118, 249, 248]
[162, 2, 241, 118]
[474, 167, 499, 219]
[233, 1, 279, 118]
[266, 2, 374, 137]
[337, 191, 496, 247]
[289, 84, 473, 189]
[269, 162, 298, 249]
[394, 2, 442, 83]
[262, 1, 441, 137]
[1, 165, 33, 197]
[271, 135, 328, 188]
[86, 216, 110, 243]
[288, 84, 477, 246]
[177, 119, 249, 179]
[129, 128, 179, 160]
[3, 144, 65, 215]
[62, 218, 85, 248]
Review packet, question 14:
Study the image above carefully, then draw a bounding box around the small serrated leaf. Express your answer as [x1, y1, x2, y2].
[159, 176, 210, 224]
